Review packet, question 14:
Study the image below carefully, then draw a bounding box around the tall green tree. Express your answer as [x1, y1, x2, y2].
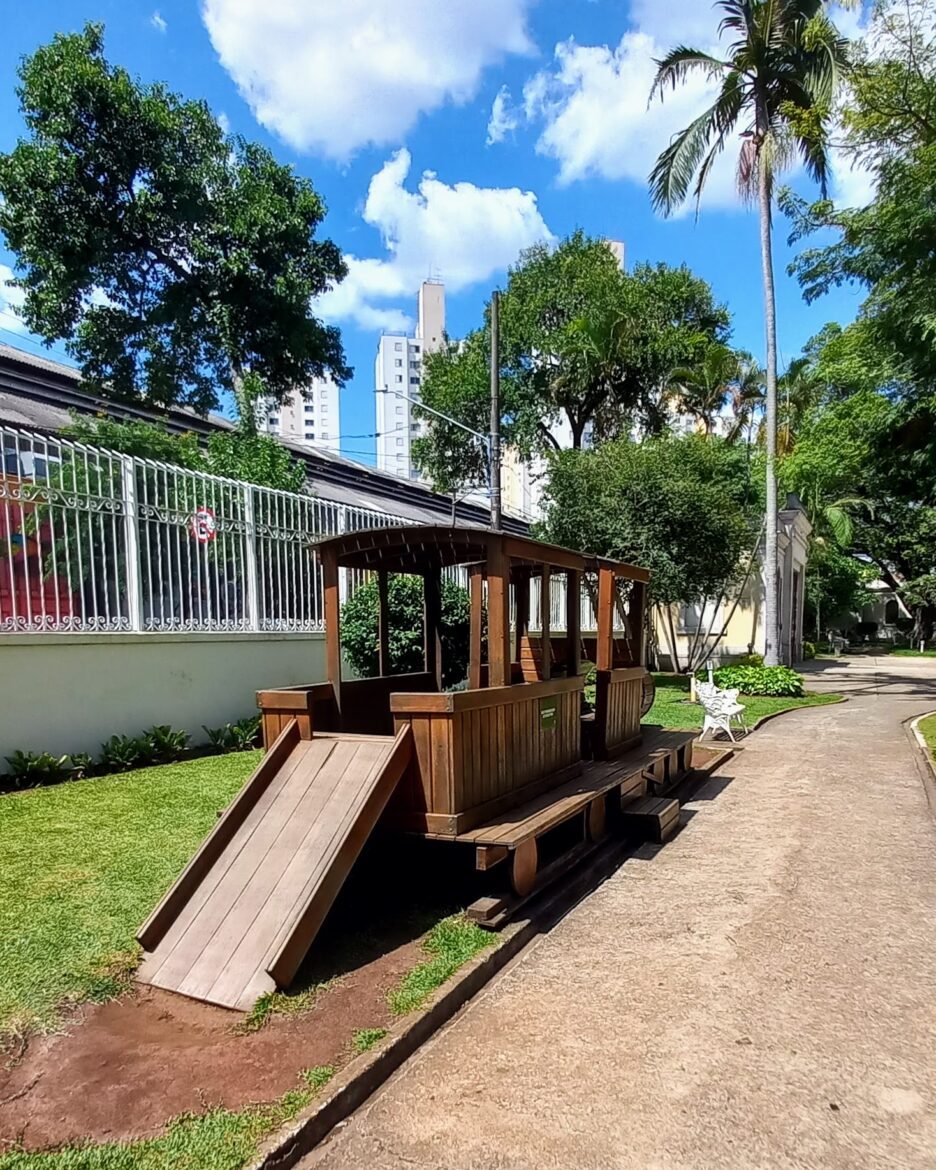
[648, 0, 851, 665]
[538, 433, 763, 671]
[413, 234, 729, 493]
[0, 24, 350, 422]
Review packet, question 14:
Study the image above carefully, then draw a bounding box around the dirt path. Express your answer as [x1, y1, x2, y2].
[304, 659, 936, 1170]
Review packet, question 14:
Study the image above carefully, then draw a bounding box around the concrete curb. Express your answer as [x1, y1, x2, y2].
[249, 705, 833, 1169]
[907, 712, 936, 821]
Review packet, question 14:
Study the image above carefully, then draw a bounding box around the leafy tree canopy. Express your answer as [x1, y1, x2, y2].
[536, 433, 761, 607]
[340, 575, 471, 688]
[412, 233, 729, 492]
[64, 415, 307, 493]
[0, 24, 350, 418]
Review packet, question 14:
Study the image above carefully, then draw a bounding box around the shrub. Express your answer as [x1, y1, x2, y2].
[69, 752, 95, 779]
[141, 724, 190, 764]
[802, 641, 816, 660]
[341, 575, 471, 688]
[204, 716, 262, 753]
[99, 733, 145, 772]
[4, 750, 73, 787]
[708, 664, 805, 697]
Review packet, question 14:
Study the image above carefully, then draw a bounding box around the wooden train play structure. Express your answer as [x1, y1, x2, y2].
[137, 526, 696, 1010]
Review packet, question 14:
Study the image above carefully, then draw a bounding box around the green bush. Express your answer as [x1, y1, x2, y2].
[341, 575, 471, 687]
[733, 652, 764, 667]
[203, 716, 262, 753]
[141, 724, 191, 764]
[802, 640, 816, 660]
[98, 733, 145, 772]
[708, 664, 805, 697]
[4, 750, 74, 787]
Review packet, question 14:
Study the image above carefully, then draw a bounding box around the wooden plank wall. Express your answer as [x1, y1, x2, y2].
[390, 678, 583, 836]
[339, 672, 436, 735]
[593, 667, 645, 758]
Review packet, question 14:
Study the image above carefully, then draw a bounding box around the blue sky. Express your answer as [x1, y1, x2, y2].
[0, 0, 870, 465]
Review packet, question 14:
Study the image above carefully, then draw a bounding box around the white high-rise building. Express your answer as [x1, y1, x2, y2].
[375, 280, 445, 479]
[258, 375, 341, 454]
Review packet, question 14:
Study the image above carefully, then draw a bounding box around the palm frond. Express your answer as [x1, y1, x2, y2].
[649, 106, 721, 214]
[649, 46, 729, 104]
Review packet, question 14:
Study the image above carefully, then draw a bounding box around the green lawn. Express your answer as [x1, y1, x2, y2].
[643, 672, 841, 731]
[0, 751, 260, 1037]
[916, 712, 936, 760]
[888, 648, 936, 657]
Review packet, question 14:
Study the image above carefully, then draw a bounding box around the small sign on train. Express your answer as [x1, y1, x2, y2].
[540, 698, 557, 731]
[190, 506, 217, 544]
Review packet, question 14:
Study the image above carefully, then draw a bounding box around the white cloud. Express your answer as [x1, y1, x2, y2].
[487, 85, 520, 146]
[202, 0, 534, 161]
[150, 10, 167, 33]
[217, 111, 232, 136]
[0, 265, 28, 335]
[518, 1, 875, 216]
[318, 149, 554, 330]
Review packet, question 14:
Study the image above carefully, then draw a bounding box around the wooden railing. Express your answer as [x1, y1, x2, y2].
[389, 676, 584, 837]
[256, 673, 437, 743]
[593, 667, 646, 758]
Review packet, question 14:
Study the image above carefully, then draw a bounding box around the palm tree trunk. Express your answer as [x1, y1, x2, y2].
[758, 163, 781, 666]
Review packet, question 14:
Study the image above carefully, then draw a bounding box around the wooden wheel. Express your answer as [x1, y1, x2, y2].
[511, 838, 538, 897]
[587, 795, 607, 842]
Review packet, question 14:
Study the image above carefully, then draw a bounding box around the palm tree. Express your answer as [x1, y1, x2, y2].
[666, 343, 740, 434]
[648, 0, 851, 665]
[726, 350, 765, 442]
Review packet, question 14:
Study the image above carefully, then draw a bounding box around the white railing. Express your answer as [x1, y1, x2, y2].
[0, 426, 401, 635]
[0, 424, 625, 638]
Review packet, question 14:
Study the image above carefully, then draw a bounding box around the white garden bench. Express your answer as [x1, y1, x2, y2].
[696, 680, 748, 742]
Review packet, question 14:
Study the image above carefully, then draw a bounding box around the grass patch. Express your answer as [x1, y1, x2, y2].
[236, 980, 333, 1035]
[351, 1027, 388, 1055]
[917, 713, 936, 761]
[387, 914, 494, 1016]
[641, 673, 842, 731]
[0, 750, 261, 1038]
[0, 1063, 339, 1170]
[889, 648, 936, 657]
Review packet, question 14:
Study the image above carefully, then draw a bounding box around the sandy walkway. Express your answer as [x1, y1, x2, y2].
[304, 657, 936, 1170]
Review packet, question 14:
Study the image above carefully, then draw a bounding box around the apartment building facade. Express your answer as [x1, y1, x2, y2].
[258, 375, 341, 454]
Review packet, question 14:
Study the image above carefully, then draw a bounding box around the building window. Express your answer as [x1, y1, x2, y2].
[320, 390, 328, 399]
[410, 360, 419, 369]
[413, 344, 420, 353]
[394, 358, 403, 367]
[268, 417, 279, 427]
[395, 375, 403, 383]
[305, 404, 314, 414]
[410, 376, 420, 384]
[305, 431, 315, 439]
[394, 341, 403, 351]
[321, 431, 329, 440]
[396, 438, 404, 446]
[395, 406, 403, 415]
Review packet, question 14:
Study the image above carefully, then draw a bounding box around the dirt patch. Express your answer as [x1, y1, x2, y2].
[0, 934, 422, 1152]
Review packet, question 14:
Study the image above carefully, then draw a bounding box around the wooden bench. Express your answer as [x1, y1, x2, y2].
[460, 727, 696, 902]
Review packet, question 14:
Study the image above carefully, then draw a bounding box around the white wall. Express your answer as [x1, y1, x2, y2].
[0, 632, 327, 762]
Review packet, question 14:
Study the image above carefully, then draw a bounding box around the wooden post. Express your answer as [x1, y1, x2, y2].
[515, 568, 530, 664]
[322, 547, 342, 708]
[566, 569, 581, 678]
[596, 566, 615, 673]
[630, 579, 647, 667]
[540, 563, 552, 681]
[377, 570, 390, 677]
[487, 538, 511, 688]
[424, 569, 444, 690]
[469, 565, 484, 689]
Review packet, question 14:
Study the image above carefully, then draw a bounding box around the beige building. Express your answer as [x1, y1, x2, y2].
[655, 496, 812, 669]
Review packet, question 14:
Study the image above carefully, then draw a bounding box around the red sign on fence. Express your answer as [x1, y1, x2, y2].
[190, 506, 217, 544]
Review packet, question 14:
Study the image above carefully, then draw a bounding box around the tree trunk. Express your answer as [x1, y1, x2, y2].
[758, 161, 781, 666]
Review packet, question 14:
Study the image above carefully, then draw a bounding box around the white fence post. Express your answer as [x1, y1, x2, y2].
[243, 483, 260, 632]
[121, 455, 144, 632]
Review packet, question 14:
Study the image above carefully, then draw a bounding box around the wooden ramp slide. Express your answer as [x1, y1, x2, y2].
[136, 722, 412, 1011]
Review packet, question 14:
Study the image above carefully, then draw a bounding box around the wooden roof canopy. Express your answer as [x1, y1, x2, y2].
[317, 526, 651, 696]
[316, 525, 650, 582]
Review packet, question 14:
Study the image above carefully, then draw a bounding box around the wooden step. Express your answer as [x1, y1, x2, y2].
[620, 795, 680, 843]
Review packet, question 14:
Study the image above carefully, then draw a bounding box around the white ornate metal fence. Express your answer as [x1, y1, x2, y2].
[0, 426, 401, 634]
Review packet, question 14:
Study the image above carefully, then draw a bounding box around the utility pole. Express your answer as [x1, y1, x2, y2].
[489, 290, 502, 532]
